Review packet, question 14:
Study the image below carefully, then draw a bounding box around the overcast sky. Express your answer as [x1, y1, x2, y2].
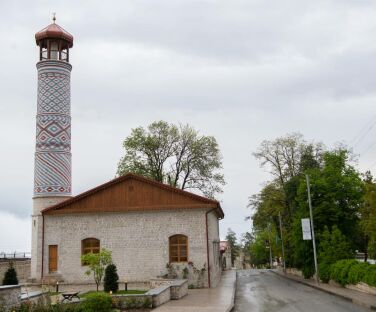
[1, 0, 376, 252]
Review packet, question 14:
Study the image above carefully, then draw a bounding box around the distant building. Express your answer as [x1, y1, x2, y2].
[30, 19, 224, 288]
[220, 241, 232, 270]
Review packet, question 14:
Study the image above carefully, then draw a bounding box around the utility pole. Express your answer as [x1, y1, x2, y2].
[306, 174, 319, 284]
[279, 212, 286, 272]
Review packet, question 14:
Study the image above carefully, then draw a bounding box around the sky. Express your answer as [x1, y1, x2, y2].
[1, 0, 376, 253]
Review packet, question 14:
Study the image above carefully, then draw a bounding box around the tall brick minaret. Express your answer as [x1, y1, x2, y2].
[31, 16, 74, 280]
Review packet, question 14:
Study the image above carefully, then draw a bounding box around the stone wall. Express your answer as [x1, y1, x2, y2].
[207, 210, 222, 287]
[42, 209, 211, 284]
[0, 259, 31, 285]
[0, 285, 21, 310]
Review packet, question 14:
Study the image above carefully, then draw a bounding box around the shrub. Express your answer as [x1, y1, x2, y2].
[103, 263, 119, 293]
[78, 292, 112, 312]
[363, 264, 376, 287]
[3, 262, 18, 285]
[318, 262, 331, 283]
[348, 261, 370, 285]
[330, 259, 358, 286]
[302, 265, 315, 279]
[318, 226, 353, 283]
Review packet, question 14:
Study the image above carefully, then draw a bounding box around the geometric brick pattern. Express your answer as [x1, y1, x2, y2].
[34, 60, 72, 197]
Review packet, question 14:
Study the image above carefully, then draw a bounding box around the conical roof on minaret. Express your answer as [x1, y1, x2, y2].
[35, 19, 73, 47]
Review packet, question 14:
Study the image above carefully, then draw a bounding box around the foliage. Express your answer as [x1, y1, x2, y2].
[249, 230, 269, 266]
[240, 232, 253, 263]
[182, 267, 189, 279]
[117, 120, 225, 198]
[330, 259, 360, 286]
[78, 292, 112, 312]
[360, 173, 376, 259]
[292, 149, 362, 276]
[329, 259, 376, 287]
[318, 226, 354, 282]
[2, 262, 18, 285]
[80, 249, 112, 291]
[225, 228, 239, 266]
[103, 263, 119, 293]
[250, 133, 367, 276]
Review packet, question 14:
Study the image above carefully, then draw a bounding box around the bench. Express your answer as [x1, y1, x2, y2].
[61, 292, 80, 302]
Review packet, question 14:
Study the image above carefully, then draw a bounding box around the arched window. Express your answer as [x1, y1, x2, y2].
[169, 235, 188, 262]
[82, 238, 100, 256]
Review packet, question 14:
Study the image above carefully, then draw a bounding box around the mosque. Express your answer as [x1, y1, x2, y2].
[30, 18, 224, 288]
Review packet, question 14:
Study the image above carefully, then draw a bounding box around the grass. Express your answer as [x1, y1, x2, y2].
[81, 290, 147, 298]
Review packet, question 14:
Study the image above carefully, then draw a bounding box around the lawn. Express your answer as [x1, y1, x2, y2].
[81, 290, 147, 298]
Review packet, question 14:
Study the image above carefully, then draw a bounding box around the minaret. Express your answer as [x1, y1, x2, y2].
[31, 16, 74, 280]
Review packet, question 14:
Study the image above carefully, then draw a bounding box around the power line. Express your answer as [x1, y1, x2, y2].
[350, 114, 376, 147]
[352, 118, 376, 149]
[360, 140, 376, 157]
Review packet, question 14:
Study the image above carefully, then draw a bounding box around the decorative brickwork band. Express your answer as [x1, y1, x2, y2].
[34, 60, 72, 197]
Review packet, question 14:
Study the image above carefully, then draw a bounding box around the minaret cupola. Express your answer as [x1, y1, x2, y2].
[35, 15, 73, 62]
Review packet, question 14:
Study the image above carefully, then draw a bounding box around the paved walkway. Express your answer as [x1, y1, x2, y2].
[154, 270, 236, 312]
[274, 269, 376, 310]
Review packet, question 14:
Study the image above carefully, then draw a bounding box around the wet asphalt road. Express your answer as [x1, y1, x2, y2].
[234, 269, 369, 312]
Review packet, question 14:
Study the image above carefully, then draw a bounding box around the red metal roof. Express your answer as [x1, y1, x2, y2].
[41, 173, 224, 218]
[35, 23, 73, 47]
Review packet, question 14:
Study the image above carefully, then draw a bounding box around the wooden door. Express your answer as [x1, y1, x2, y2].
[49, 245, 58, 273]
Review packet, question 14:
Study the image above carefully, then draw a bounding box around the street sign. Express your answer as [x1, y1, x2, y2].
[301, 218, 312, 240]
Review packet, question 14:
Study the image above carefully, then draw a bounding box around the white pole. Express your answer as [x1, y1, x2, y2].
[306, 174, 319, 284]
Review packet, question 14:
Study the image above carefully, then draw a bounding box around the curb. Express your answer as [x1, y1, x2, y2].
[272, 270, 376, 311]
[226, 270, 237, 312]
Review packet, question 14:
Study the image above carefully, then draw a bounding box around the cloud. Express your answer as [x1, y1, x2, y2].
[1, 0, 376, 249]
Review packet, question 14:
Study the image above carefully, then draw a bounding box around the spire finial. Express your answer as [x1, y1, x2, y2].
[52, 12, 56, 23]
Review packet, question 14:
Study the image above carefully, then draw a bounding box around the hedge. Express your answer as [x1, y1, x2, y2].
[326, 259, 376, 287]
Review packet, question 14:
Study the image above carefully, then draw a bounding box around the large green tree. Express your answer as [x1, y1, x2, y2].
[117, 121, 225, 198]
[251, 133, 365, 277]
[291, 149, 363, 277]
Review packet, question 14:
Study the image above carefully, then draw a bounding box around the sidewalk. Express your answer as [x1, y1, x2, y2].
[153, 270, 236, 312]
[273, 269, 376, 310]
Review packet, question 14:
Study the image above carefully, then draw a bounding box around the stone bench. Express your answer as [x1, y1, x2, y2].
[146, 284, 171, 307]
[0, 285, 21, 309]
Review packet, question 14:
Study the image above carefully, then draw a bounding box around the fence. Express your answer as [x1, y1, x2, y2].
[0, 252, 31, 260]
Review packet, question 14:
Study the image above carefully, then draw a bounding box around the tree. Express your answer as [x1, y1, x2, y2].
[104, 263, 119, 293]
[291, 149, 363, 277]
[318, 226, 353, 282]
[225, 228, 239, 266]
[2, 262, 18, 285]
[249, 230, 270, 267]
[360, 172, 376, 259]
[81, 249, 112, 291]
[117, 121, 225, 198]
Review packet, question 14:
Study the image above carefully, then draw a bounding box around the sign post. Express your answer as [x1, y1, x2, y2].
[306, 174, 319, 284]
[301, 218, 312, 240]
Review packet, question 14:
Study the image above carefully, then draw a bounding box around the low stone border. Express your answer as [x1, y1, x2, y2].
[112, 293, 153, 309]
[346, 282, 376, 296]
[0, 285, 21, 310]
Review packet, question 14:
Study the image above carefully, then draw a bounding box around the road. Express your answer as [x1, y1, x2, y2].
[234, 269, 369, 312]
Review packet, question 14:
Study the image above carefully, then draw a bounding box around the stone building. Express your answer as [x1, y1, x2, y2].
[220, 241, 232, 270]
[31, 19, 224, 288]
